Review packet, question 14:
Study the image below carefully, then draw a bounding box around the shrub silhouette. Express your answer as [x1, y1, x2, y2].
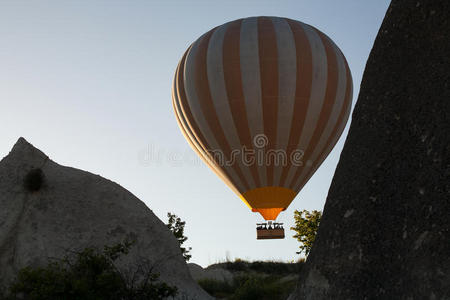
[291, 209, 322, 256]
[199, 273, 296, 300]
[2, 241, 177, 300]
[166, 212, 191, 262]
[198, 259, 302, 299]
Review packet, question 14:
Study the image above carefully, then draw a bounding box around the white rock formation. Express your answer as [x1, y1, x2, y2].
[188, 263, 234, 282]
[0, 138, 212, 299]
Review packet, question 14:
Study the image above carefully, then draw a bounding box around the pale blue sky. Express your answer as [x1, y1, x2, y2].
[0, 0, 390, 267]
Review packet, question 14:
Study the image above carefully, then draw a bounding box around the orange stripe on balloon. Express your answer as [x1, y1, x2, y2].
[294, 58, 353, 192]
[193, 29, 251, 191]
[287, 28, 339, 189]
[279, 19, 313, 187]
[258, 16, 279, 186]
[222, 19, 262, 189]
[175, 48, 241, 193]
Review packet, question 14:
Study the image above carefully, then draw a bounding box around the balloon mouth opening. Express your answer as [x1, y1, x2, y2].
[252, 208, 285, 220]
[240, 186, 296, 220]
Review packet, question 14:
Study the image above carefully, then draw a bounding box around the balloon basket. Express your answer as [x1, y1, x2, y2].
[256, 221, 285, 239]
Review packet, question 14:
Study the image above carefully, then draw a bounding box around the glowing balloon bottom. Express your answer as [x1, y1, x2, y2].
[239, 187, 297, 220]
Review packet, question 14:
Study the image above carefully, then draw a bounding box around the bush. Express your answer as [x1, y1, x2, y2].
[197, 278, 233, 298]
[213, 259, 304, 276]
[198, 259, 302, 299]
[198, 274, 296, 300]
[230, 274, 295, 300]
[166, 212, 192, 262]
[223, 259, 247, 272]
[291, 209, 322, 256]
[2, 241, 177, 300]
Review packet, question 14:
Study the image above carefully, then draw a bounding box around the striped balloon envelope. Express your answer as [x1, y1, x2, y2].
[172, 16, 352, 221]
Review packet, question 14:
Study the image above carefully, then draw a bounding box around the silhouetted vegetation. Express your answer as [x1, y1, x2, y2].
[198, 258, 302, 299]
[199, 273, 296, 300]
[211, 258, 304, 276]
[1, 241, 177, 300]
[291, 209, 322, 256]
[197, 278, 234, 298]
[166, 212, 191, 261]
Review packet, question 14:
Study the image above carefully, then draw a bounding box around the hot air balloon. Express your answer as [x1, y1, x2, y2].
[172, 16, 352, 239]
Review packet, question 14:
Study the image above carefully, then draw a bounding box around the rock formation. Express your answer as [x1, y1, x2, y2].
[290, 0, 449, 299]
[0, 138, 212, 299]
[188, 263, 234, 282]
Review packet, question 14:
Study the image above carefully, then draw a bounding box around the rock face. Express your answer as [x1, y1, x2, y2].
[0, 138, 212, 299]
[188, 263, 234, 282]
[290, 1, 449, 299]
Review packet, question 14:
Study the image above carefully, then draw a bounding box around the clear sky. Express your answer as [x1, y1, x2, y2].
[0, 0, 390, 267]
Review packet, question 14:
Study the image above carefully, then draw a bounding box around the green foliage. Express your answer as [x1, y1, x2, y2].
[198, 259, 302, 299]
[166, 212, 191, 262]
[290, 209, 322, 256]
[215, 258, 304, 276]
[197, 278, 234, 298]
[2, 241, 177, 300]
[230, 274, 295, 300]
[198, 274, 296, 300]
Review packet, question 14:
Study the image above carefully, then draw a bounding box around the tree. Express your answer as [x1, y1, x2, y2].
[166, 213, 192, 262]
[2, 241, 177, 300]
[290, 210, 322, 256]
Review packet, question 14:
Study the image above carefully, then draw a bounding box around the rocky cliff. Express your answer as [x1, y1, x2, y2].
[0, 138, 212, 299]
[290, 0, 449, 299]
